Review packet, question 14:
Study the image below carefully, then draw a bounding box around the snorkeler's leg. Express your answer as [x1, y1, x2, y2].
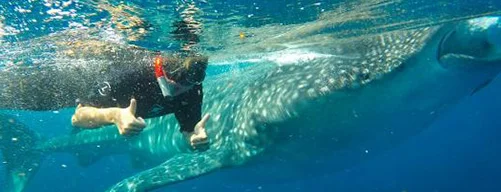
[71, 99, 146, 135]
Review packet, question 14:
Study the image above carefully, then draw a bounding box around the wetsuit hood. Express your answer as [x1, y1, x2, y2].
[163, 54, 208, 85]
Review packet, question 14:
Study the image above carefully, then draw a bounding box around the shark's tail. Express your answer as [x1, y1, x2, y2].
[0, 113, 43, 192]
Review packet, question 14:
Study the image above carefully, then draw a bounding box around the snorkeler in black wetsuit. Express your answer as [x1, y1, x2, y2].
[74, 53, 208, 133]
[71, 2, 210, 148]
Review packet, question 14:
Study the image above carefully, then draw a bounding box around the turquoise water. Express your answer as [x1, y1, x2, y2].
[1, 0, 501, 191]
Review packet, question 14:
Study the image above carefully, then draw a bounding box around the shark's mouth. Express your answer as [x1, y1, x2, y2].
[438, 16, 501, 69]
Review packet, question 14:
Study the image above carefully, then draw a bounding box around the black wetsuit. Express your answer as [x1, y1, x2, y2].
[0, 48, 204, 133]
[78, 66, 203, 133]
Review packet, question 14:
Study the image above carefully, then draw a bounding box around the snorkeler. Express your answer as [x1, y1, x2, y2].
[71, 3, 210, 148]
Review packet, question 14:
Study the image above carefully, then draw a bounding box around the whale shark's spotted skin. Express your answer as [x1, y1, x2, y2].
[1, 18, 501, 191]
[221, 28, 435, 164]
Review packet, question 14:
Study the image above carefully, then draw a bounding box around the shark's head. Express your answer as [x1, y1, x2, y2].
[438, 16, 501, 74]
[219, 17, 501, 170]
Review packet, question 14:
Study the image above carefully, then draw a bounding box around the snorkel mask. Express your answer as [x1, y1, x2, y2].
[155, 54, 208, 97]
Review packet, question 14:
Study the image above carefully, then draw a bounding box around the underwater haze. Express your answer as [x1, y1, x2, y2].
[1, 0, 501, 191]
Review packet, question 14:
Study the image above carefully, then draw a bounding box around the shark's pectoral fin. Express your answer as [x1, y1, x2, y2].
[107, 150, 226, 192]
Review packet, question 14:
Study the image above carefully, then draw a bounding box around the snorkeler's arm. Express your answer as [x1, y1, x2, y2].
[71, 99, 146, 135]
[173, 85, 209, 147]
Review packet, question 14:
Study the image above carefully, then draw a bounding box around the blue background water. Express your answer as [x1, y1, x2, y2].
[1, 1, 501, 191]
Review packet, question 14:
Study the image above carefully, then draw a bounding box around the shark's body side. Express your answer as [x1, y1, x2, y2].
[1, 17, 501, 192]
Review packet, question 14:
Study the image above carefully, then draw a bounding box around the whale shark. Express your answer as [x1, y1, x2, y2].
[1, 16, 501, 191]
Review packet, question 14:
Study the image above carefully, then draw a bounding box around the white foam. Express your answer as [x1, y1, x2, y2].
[468, 16, 499, 31]
[264, 49, 332, 65]
[211, 49, 333, 66]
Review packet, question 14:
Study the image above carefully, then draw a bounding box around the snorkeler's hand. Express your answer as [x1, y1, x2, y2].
[189, 114, 210, 148]
[116, 99, 147, 136]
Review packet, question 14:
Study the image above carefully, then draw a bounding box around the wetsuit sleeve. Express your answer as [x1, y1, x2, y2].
[174, 85, 203, 133]
[77, 61, 159, 113]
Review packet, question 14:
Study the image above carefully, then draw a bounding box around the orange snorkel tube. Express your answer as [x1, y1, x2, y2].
[154, 54, 174, 97]
[154, 55, 164, 78]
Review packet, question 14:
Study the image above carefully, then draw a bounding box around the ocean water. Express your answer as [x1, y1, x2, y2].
[1, 0, 501, 192]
